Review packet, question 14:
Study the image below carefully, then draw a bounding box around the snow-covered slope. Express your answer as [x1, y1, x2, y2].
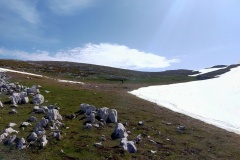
[130, 66, 240, 134]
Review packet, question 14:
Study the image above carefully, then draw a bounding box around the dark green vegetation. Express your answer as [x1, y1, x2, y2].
[0, 60, 240, 160]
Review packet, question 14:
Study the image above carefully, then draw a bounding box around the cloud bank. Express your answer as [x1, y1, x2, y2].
[0, 43, 179, 71]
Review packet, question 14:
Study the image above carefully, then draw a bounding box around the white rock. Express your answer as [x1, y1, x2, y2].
[10, 93, 21, 105]
[94, 142, 103, 148]
[150, 150, 157, 154]
[8, 122, 17, 127]
[47, 109, 62, 120]
[40, 117, 49, 127]
[29, 116, 37, 122]
[120, 138, 137, 153]
[40, 135, 48, 147]
[108, 109, 118, 123]
[4, 127, 19, 134]
[17, 138, 26, 149]
[111, 123, 128, 139]
[0, 101, 3, 107]
[87, 113, 95, 123]
[5, 134, 17, 145]
[32, 94, 44, 105]
[84, 123, 92, 129]
[27, 132, 37, 142]
[22, 97, 29, 104]
[53, 132, 61, 140]
[97, 107, 109, 122]
[21, 122, 32, 127]
[0, 133, 8, 142]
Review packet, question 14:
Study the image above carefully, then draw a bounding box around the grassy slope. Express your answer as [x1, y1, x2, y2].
[0, 60, 240, 160]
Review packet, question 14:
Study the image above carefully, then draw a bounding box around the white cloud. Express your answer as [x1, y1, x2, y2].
[0, 43, 179, 71]
[47, 0, 96, 15]
[0, 0, 39, 24]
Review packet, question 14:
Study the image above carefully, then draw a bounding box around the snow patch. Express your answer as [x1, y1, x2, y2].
[130, 66, 240, 134]
[189, 67, 227, 76]
[0, 67, 84, 85]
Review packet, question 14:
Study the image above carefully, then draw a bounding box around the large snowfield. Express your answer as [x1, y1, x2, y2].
[130, 66, 240, 134]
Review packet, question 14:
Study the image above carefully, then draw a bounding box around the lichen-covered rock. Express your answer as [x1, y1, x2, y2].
[108, 109, 118, 123]
[32, 94, 44, 105]
[111, 123, 128, 139]
[120, 138, 137, 153]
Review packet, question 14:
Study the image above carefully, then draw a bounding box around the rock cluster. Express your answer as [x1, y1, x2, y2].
[0, 73, 63, 149]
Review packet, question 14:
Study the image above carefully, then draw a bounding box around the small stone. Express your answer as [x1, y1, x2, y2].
[138, 121, 144, 126]
[150, 150, 157, 154]
[84, 123, 92, 129]
[94, 142, 103, 148]
[135, 134, 142, 144]
[9, 109, 17, 114]
[92, 124, 100, 128]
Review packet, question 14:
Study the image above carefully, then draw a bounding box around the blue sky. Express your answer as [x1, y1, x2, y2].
[0, 0, 240, 71]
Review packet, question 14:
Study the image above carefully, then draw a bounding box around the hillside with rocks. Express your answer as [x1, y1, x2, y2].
[0, 60, 240, 159]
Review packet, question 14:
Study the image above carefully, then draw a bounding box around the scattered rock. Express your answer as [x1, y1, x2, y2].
[135, 134, 142, 144]
[138, 121, 144, 126]
[20, 122, 32, 127]
[111, 123, 128, 140]
[27, 132, 38, 142]
[93, 142, 103, 148]
[120, 138, 137, 153]
[87, 113, 95, 123]
[8, 123, 17, 127]
[17, 138, 26, 149]
[32, 94, 44, 105]
[4, 134, 17, 145]
[84, 123, 92, 129]
[28, 116, 37, 122]
[108, 109, 118, 123]
[47, 109, 63, 120]
[150, 150, 157, 154]
[97, 107, 109, 122]
[40, 135, 48, 147]
[9, 109, 17, 114]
